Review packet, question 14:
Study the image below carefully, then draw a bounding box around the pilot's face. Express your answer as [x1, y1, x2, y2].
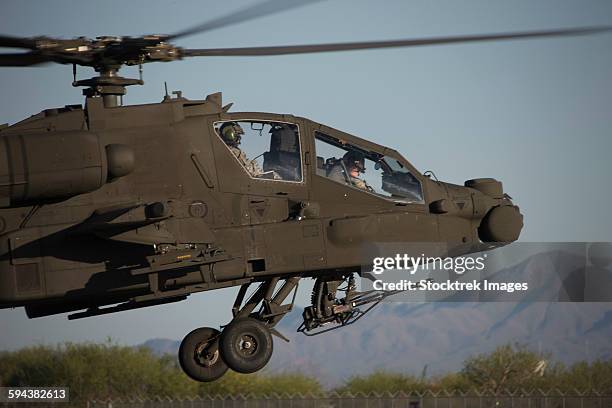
[349, 166, 360, 178]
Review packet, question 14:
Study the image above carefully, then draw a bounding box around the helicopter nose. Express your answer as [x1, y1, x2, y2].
[464, 178, 523, 243]
[478, 205, 523, 243]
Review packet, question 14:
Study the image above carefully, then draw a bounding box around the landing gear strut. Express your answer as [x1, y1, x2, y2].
[178, 277, 299, 380]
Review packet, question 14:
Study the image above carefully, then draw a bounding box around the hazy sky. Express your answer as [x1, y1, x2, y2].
[1, 0, 611, 350]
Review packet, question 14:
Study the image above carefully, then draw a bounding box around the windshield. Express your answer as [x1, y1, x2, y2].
[214, 120, 303, 183]
[314, 131, 423, 202]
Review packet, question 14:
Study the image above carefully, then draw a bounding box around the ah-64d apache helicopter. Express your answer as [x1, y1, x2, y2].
[0, 0, 609, 382]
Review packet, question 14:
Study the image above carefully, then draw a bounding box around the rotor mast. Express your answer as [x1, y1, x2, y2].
[72, 66, 144, 108]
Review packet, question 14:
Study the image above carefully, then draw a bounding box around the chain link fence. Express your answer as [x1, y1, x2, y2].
[87, 390, 612, 408]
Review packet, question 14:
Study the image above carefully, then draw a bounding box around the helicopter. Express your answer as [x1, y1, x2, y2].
[0, 0, 610, 382]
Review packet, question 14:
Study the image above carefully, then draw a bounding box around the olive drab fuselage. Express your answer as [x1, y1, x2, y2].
[0, 92, 523, 318]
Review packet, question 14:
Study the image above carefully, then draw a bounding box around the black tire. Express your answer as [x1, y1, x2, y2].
[220, 317, 273, 374]
[179, 327, 228, 382]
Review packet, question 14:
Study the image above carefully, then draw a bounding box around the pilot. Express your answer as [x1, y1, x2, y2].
[329, 150, 373, 192]
[219, 122, 263, 177]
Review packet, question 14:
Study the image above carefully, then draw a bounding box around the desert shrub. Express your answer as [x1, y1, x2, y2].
[0, 340, 198, 404]
[336, 370, 427, 394]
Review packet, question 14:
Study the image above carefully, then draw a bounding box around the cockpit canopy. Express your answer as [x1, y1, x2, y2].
[213, 119, 423, 203]
[214, 120, 303, 183]
[314, 131, 423, 203]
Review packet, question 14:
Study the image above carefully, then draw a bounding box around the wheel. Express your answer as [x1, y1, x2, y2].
[220, 317, 273, 374]
[179, 327, 228, 382]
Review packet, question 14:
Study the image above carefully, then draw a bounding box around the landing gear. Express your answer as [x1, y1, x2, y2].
[179, 327, 228, 382]
[178, 277, 300, 381]
[177, 274, 400, 381]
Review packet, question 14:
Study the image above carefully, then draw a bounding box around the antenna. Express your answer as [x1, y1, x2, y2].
[162, 82, 172, 102]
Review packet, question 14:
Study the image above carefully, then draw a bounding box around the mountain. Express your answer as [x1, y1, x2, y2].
[141, 250, 612, 385]
[141, 338, 181, 357]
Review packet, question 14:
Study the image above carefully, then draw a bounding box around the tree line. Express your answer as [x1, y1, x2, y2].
[0, 341, 610, 406]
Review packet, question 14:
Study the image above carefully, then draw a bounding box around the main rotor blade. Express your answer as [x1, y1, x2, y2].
[0, 52, 47, 66]
[168, 0, 325, 40]
[0, 34, 39, 50]
[182, 26, 612, 57]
